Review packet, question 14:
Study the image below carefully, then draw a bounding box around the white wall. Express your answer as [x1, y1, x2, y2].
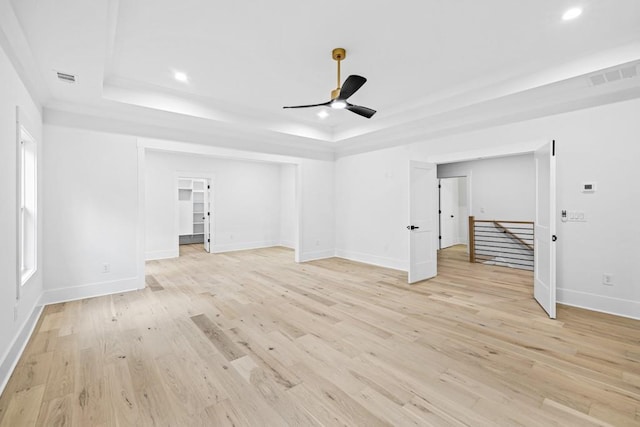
[139, 139, 335, 263]
[43, 125, 141, 302]
[145, 150, 287, 258]
[298, 159, 335, 261]
[335, 148, 411, 270]
[0, 43, 43, 392]
[279, 164, 297, 249]
[438, 154, 535, 221]
[336, 98, 640, 319]
[457, 177, 468, 244]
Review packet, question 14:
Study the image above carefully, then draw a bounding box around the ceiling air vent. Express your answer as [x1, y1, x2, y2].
[56, 71, 76, 83]
[621, 65, 639, 79]
[588, 64, 638, 87]
[589, 74, 606, 86]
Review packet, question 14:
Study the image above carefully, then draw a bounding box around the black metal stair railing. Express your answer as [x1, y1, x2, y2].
[468, 216, 534, 271]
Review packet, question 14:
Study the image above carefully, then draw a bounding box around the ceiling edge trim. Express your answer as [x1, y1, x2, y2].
[43, 106, 335, 161]
[0, 0, 50, 107]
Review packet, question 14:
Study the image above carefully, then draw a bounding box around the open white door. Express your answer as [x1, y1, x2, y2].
[408, 161, 438, 283]
[203, 181, 211, 253]
[534, 140, 557, 318]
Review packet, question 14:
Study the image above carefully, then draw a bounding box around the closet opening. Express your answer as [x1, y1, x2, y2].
[177, 177, 211, 254]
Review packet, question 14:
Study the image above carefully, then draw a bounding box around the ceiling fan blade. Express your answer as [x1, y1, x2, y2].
[346, 104, 376, 119]
[283, 101, 330, 109]
[338, 75, 367, 100]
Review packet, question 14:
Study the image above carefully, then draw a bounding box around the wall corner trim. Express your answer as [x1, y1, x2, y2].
[145, 249, 179, 261]
[40, 277, 141, 306]
[334, 249, 408, 272]
[297, 249, 335, 263]
[211, 240, 281, 254]
[0, 304, 43, 396]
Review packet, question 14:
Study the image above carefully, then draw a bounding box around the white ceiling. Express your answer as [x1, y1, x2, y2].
[5, 0, 640, 157]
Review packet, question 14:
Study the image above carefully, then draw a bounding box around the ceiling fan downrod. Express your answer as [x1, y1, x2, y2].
[331, 48, 346, 100]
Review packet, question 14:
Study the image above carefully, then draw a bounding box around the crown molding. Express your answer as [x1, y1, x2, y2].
[44, 100, 335, 161]
[0, 0, 50, 107]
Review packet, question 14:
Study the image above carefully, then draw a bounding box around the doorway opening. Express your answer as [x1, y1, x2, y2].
[177, 177, 211, 255]
[412, 142, 556, 318]
[438, 177, 468, 252]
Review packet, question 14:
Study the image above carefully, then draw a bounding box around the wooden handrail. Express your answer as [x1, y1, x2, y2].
[473, 219, 534, 224]
[493, 221, 534, 251]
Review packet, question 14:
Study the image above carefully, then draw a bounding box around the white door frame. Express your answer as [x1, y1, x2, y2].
[425, 139, 555, 317]
[436, 174, 472, 252]
[438, 177, 463, 249]
[427, 140, 547, 218]
[174, 173, 215, 254]
[136, 142, 302, 290]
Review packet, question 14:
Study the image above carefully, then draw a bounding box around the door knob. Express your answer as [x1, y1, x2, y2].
[406, 225, 420, 230]
[450, 215, 454, 218]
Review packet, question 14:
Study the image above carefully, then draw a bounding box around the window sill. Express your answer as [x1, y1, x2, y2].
[21, 268, 36, 286]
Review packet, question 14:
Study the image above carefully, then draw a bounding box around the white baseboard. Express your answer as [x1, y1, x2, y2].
[557, 288, 640, 321]
[145, 249, 179, 261]
[335, 249, 408, 272]
[0, 303, 43, 396]
[279, 240, 296, 249]
[40, 276, 142, 306]
[211, 240, 280, 254]
[1, 277, 142, 395]
[298, 249, 335, 262]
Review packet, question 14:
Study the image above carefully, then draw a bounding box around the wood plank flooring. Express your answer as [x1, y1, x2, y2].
[1, 244, 639, 426]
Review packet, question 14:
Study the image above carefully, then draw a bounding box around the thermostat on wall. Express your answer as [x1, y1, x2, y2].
[581, 182, 596, 193]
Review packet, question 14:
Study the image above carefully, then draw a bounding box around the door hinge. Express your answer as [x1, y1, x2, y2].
[438, 210, 441, 214]
[552, 235, 557, 242]
[207, 238, 210, 243]
[438, 235, 442, 239]
[207, 212, 210, 216]
[552, 139, 555, 156]
[438, 184, 441, 188]
[207, 185, 210, 189]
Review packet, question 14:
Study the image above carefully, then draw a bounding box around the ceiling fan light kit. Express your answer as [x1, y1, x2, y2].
[283, 48, 377, 118]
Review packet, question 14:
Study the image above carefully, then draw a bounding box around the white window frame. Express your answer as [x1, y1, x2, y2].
[18, 126, 37, 286]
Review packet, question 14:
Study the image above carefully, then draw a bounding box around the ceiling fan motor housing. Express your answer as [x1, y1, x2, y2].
[332, 48, 346, 61]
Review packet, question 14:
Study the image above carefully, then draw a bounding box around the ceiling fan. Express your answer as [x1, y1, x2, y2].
[283, 48, 377, 119]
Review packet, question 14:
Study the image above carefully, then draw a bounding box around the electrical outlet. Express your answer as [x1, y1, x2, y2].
[602, 273, 614, 286]
[102, 263, 110, 273]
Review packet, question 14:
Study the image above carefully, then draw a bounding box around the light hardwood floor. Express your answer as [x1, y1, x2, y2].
[1, 245, 639, 426]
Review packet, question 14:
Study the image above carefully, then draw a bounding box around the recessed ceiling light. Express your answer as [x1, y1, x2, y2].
[174, 71, 189, 82]
[317, 110, 329, 119]
[562, 7, 582, 21]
